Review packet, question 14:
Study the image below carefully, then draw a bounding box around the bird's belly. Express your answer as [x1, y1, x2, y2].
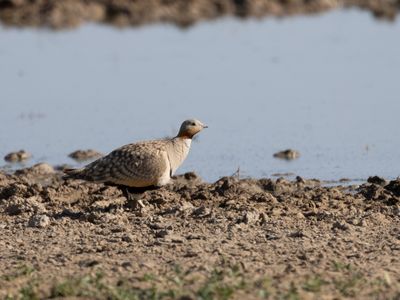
[112, 168, 171, 188]
[112, 178, 157, 188]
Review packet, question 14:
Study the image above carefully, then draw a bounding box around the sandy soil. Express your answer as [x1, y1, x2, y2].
[0, 164, 399, 299]
[0, 0, 399, 29]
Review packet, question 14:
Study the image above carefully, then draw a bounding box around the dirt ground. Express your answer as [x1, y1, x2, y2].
[0, 164, 399, 299]
[0, 0, 399, 29]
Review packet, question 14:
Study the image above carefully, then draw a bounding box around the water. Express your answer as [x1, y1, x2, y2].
[1, 10, 399, 182]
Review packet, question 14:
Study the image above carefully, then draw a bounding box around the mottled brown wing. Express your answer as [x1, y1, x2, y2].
[78, 141, 170, 186]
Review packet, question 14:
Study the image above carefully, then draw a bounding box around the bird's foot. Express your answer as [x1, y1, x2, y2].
[117, 185, 160, 212]
[121, 188, 144, 211]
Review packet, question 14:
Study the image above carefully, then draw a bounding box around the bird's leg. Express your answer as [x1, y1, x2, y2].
[120, 186, 159, 210]
[121, 187, 145, 210]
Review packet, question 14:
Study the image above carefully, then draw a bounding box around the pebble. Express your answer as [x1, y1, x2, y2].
[165, 234, 185, 243]
[332, 221, 350, 231]
[244, 211, 259, 225]
[28, 214, 50, 228]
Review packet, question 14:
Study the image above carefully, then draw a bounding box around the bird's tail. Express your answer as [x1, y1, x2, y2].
[62, 168, 85, 180]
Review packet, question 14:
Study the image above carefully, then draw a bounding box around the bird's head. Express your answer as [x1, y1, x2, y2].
[177, 119, 208, 139]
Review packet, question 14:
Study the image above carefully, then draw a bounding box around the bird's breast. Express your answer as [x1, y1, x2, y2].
[168, 138, 191, 175]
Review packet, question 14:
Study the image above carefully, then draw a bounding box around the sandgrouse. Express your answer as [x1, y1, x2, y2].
[63, 119, 207, 202]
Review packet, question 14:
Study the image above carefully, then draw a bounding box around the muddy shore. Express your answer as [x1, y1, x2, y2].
[0, 0, 399, 29]
[0, 165, 399, 299]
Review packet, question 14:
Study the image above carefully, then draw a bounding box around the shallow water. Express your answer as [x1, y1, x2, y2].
[1, 10, 399, 182]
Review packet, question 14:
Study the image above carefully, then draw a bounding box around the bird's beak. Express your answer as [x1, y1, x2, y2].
[202, 124, 208, 129]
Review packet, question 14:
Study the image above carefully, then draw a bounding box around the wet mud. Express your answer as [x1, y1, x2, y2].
[0, 0, 399, 29]
[0, 166, 399, 299]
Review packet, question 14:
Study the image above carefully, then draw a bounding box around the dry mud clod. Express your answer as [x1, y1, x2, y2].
[4, 150, 31, 163]
[273, 149, 300, 160]
[68, 149, 103, 161]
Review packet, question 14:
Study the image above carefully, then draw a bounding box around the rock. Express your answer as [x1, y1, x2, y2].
[288, 231, 306, 238]
[184, 172, 198, 180]
[68, 149, 103, 161]
[28, 214, 50, 228]
[4, 150, 31, 162]
[121, 261, 132, 268]
[148, 222, 173, 230]
[332, 221, 349, 231]
[358, 184, 387, 201]
[296, 176, 306, 184]
[79, 259, 100, 267]
[243, 211, 259, 225]
[367, 176, 387, 186]
[165, 234, 185, 243]
[121, 234, 134, 243]
[350, 218, 365, 226]
[155, 229, 170, 238]
[385, 179, 400, 197]
[192, 206, 211, 217]
[273, 149, 300, 160]
[250, 192, 278, 203]
[213, 177, 238, 195]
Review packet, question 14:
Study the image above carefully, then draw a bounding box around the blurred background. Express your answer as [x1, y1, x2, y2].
[0, 1, 399, 182]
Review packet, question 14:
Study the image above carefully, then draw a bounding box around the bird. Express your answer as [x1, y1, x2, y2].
[63, 119, 207, 207]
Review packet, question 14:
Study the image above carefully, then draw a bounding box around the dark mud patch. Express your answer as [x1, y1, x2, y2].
[68, 149, 103, 162]
[0, 0, 399, 29]
[273, 149, 300, 160]
[4, 150, 31, 163]
[0, 168, 399, 298]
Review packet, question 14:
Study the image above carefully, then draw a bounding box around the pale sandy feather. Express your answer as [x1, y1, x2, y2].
[64, 118, 206, 187]
[67, 139, 173, 187]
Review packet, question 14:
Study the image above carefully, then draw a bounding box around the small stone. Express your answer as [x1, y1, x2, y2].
[79, 259, 100, 267]
[4, 150, 31, 163]
[28, 214, 50, 228]
[121, 261, 132, 268]
[155, 229, 170, 238]
[122, 234, 134, 243]
[68, 149, 103, 161]
[192, 206, 210, 217]
[351, 218, 364, 226]
[265, 231, 280, 240]
[165, 234, 185, 243]
[332, 221, 349, 231]
[273, 149, 300, 160]
[271, 208, 282, 216]
[244, 211, 259, 225]
[184, 172, 198, 180]
[250, 193, 278, 203]
[394, 206, 400, 217]
[296, 176, 305, 184]
[288, 230, 306, 238]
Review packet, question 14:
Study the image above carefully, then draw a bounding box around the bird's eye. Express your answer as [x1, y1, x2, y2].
[191, 122, 196, 126]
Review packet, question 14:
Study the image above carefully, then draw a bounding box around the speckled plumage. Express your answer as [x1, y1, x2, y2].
[64, 119, 207, 187]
